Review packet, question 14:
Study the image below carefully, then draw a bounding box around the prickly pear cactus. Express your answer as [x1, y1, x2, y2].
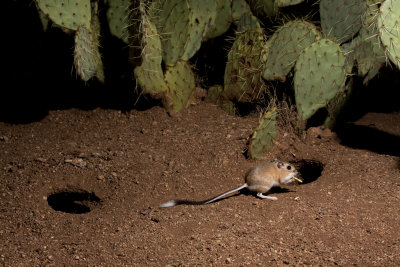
[181, 0, 219, 60]
[357, 0, 385, 83]
[275, 0, 304, 8]
[324, 78, 353, 128]
[35, 5, 50, 31]
[248, 107, 277, 159]
[74, 2, 103, 83]
[208, 85, 236, 114]
[352, 28, 385, 84]
[263, 20, 320, 82]
[377, 0, 400, 69]
[73, 24, 103, 82]
[232, 0, 262, 32]
[339, 0, 385, 84]
[133, 1, 195, 111]
[224, 30, 267, 102]
[202, 0, 231, 41]
[133, 1, 168, 96]
[164, 61, 196, 111]
[133, 21, 168, 96]
[247, 0, 276, 18]
[105, 0, 130, 43]
[35, 0, 91, 31]
[320, 0, 366, 43]
[153, 0, 188, 65]
[294, 39, 346, 121]
[154, 0, 229, 66]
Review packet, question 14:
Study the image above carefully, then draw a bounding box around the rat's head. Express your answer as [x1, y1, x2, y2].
[273, 159, 299, 184]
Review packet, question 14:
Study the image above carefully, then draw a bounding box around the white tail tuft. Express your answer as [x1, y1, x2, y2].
[160, 200, 177, 208]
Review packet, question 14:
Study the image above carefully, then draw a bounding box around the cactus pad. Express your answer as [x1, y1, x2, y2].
[224, 30, 266, 102]
[247, 0, 276, 18]
[232, 0, 261, 32]
[133, 11, 168, 96]
[320, 0, 366, 43]
[339, 0, 385, 83]
[155, 0, 228, 66]
[275, 0, 304, 8]
[164, 61, 196, 111]
[248, 107, 277, 159]
[208, 85, 236, 114]
[324, 78, 353, 128]
[202, 0, 231, 41]
[74, 23, 103, 82]
[106, 0, 130, 43]
[35, 0, 91, 31]
[377, 0, 400, 69]
[354, 27, 385, 83]
[263, 20, 320, 82]
[294, 39, 346, 121]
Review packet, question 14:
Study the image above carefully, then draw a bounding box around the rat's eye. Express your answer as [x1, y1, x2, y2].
[287, 165, 292, 170]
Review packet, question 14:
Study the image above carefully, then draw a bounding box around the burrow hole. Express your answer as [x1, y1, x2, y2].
[293, 159, 324, 184]
[47, 190, 102, 214]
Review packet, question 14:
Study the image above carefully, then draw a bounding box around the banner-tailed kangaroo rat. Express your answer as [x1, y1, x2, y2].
[160, 159, 301, 208]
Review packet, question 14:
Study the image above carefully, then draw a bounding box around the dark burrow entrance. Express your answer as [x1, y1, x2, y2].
[294, 159, 324, 184]
[47, 190, 102, 214]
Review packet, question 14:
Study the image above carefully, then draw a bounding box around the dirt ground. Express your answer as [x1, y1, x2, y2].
[0, 93, 399, 266]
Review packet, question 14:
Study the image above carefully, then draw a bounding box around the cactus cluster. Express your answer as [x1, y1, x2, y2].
[133, 0, 195, 111]
[34, 0, 400, 159]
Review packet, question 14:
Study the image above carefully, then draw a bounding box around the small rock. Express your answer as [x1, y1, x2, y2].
[65, 158, 87, 168]
[35, 157, 47, 163]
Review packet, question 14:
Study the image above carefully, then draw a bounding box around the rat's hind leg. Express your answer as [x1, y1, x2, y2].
[257, 192, 277, 200]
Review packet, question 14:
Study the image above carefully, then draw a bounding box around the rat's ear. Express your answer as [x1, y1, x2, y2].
[275, 160, 284, 169]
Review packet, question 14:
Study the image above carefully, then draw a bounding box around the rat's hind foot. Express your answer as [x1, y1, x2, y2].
[257, 192, 277, 200]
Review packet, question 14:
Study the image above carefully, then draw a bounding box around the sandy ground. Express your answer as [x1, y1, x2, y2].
[0, 99, 399, 266]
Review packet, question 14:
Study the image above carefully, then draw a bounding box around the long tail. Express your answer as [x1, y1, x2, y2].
[160, 184, 248, 208]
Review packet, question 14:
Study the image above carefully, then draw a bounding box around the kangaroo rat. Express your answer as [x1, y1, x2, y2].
[160, 159, 301, 208]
